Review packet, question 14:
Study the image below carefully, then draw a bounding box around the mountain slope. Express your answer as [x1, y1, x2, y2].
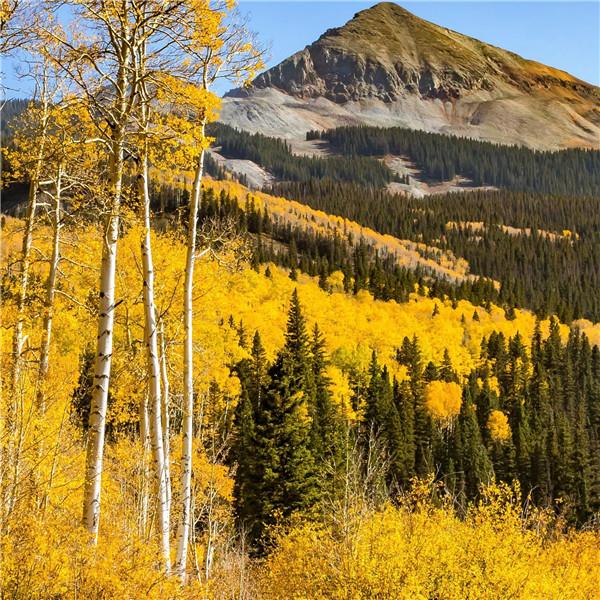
[223, 2, 600, 149]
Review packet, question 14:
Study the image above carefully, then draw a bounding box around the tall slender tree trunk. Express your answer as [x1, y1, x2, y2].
[81, 22, 133, 538]
[10, 178, 38, 392]
[37, 162, 63, 414]
[175, 133, 206, 581]
[139, 391, 150, 537]
[139, 149, 171, 573]
[159, 324, 172, 518]
[2, 97, 49, 522]
[10, 95, 48, 397]
[81, 134, 125, 540]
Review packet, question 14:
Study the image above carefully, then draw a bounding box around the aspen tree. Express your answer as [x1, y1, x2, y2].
[134, 40, 171, 571]
[159, 324, 172, 517]
[41, 0, 182, 541]
[8, 67, 51, 402]
[35, 99, 92, 415]
[0, 61, 59, 520]
[152, 3, 262, 578]
[139, 391, 151, 535]
[0, 0, 30, 52]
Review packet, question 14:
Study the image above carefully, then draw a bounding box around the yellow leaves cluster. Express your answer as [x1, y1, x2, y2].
[327, 269, 345, 292]
[488, 409, 511, 442]
[425, 380, 462, 423]
[260, 481, 600, 600]
[326, 364, 356, 422]
[150, 74, 221, 170]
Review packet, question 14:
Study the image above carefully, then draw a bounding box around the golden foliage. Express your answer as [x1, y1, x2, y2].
[425, 380, 462, 423]
[1, 212, 596, 597]
[488, 409, 512, 442]
[260, 482, 600, 600]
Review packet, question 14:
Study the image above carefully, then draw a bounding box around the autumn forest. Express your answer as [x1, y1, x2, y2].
[0, 1, 599, 599]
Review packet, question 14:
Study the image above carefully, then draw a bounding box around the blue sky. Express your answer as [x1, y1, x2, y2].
[2, 1, 598, 98]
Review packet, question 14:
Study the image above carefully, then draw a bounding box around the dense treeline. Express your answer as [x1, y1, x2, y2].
[310, 125, 600, 196]
[194, 186, 500, 309]
[206, 122, 405, 186]
[4, 103, 597, 323]
[232, 295, 600, 549]
[0, 98, 29, 140]
[0, 99, 31, 211]
[269, 180, 600, 322]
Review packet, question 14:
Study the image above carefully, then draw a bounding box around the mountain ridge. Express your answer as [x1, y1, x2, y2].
[222, 2, 600, 149]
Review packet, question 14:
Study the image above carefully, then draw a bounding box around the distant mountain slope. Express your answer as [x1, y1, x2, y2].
[223, 2, 600, 149]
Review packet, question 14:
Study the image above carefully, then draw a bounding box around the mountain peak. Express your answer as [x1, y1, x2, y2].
[247, 2, 595, 104]
[223, 3, 599, 149]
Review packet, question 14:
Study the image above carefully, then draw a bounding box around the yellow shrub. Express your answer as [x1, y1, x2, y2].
[260, 483, 600, 600]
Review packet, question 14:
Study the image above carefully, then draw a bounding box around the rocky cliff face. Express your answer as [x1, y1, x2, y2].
[248, 3, 499, 103]
[223, 2, 600, 149]
[251, 44, 495, 103]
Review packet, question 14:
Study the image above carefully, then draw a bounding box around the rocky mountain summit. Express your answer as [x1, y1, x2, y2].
[223, 3, 600, 149]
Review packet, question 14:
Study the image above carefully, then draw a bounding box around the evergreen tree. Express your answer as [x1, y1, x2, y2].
[453, 386, 493, 501]
[310, 324, 344, 495]
[235, 292, 320, 548]
[232, 332, 269, 542]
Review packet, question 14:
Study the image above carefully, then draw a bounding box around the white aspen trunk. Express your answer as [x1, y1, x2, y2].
[2, 176, 37, 521]
[10, 93, 48, 397]
[81, 19, 132, 538]
[10, 178, 38, 391]
[139, 150, 171, 573]
[2, 108, 48, 520]
[36, 162, 63, 414]
[139, 391, 150, 537]
[175, 136, 206, 581]
[81, 135, 124, 539]
[204, 489, 216, 583]
[159, 324, 172, 518]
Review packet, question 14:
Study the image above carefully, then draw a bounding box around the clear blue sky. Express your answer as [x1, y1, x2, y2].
[2, 1, 598, 98]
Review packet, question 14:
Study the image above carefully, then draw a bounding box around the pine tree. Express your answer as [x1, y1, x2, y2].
[236, 292, 319, 548]
[393, 379, 416, 484]
[364, 352, 404, 487]
[399, 336, 431, 476]
[454, 387, 493, 501]
[310, 323, 344, 494]
[232, 332, 269, 541]
[439, 349, 458, 383]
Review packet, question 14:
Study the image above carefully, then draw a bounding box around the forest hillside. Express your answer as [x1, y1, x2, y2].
[1, 1, 599, 598]
[2, 212, 600, 597]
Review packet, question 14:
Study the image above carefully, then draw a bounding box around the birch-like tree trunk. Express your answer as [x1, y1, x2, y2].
[9, 92, 48, 397]
[139, 391, 150, 537]
[159, 324, 172, 518]
[2, 90, 49, 520]
[81, 132, 125, 539]
[10, 176, 38, 391]
[175, 134, 206, 581]
[36, 162, 63, 414]
[80, 6, 136, 535]
[139, 147, 171, 572]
